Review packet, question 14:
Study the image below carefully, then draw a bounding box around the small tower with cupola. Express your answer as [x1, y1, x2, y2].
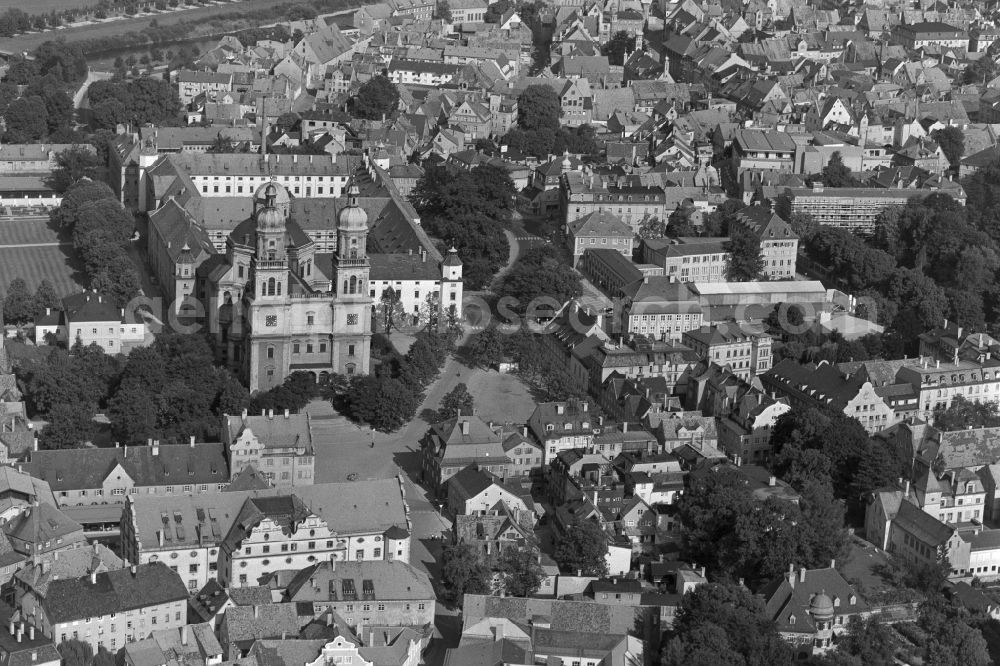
[440, 246, 463, 320]
[331, 183, 373, 375]
[253, 181, 289, 301]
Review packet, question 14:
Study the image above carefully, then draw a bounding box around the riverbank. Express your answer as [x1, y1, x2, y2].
[0, 0, 355, 53]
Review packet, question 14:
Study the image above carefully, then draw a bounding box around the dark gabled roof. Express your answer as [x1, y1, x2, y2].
[4, 502, 81, 546]
[369, 252, 442, 281]
[44, 562, 188, 623]
[23, 443, 229, 492]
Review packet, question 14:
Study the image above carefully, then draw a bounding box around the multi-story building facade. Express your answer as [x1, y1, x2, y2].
[561, 170, 667, 235]
[219, 496, 338, 588]
[621, 278, 704, 342]
[783, 184, 966, 235]
[762, 359, 897, 433]
[34, 292, 148, 354]
[175, 71, 233, 105]
[23, 441, 231, 509]
[386, 60, 460, 86]
[223, 411, 315, 486]
[285, 560, 435, 629]
[895, 356, 1000, 418]
[141, 153, 354, 215]
[121, 479, 412, 592]
[567, 211, 635, 266]
[19, 563, 189, 653]
[421, 415, 510, 494]
[731, 129, 797, 173]
[892, 21, 967, 49]
[643, 237, 730, 283]
[582, 338, 701, 396]
[730, 206, 798, 280]
[201, 181, 373, 391]
[717, 389, 791, 465]
[579, 248, 650, 299]
[389, 0, 434, 20]
[682, 323, 773, 380]
[527, 400, 597, 464]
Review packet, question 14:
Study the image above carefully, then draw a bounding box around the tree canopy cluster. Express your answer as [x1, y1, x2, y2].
[440, 542, 544, 604]
[107, 332, 249, 444]
[601, 31, 637, 66]
[352, 74, 400, 120]
[338, 330, 455, 431]
[466, 325, 585, 401]
[409, 163, 513, 289]
[800, 192, 995, 355]
[249, 371, 319, 414]
[54, 180, 142, 308]
[553, 517, 608, 575]
[661, 582, 794, 665]
[496, 245, 582, 307]
[676, 464, 846, 587]
[769, 407, 911, 520]
[502, 85, 601, 159]
[933, 395, 1000, 431]
[0, 44, 84, 142]
[2, 278, 59, 327]
[88, 77, 181, 130]
[18, 343, 123, 449]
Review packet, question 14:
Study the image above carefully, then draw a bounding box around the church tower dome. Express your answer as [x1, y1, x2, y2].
[256, 182, 286, 232]
[338, 184, 368, 231]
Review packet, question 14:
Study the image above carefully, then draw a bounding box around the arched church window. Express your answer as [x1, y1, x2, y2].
[349, 276, 357, 294]
[343, 280, 348, 294]
[267, 278, 276, 295]
[277, 282, 282, 296]
[267, 346, 274, 359]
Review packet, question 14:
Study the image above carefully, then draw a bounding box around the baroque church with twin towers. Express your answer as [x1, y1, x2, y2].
[145, 154, 463, 392]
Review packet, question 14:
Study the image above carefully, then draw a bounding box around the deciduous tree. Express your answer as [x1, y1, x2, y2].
[932, 126, 965, 167]
[496, 546, 545, 597]
[3, 278, 35, 325]
[438, 382, 474, 421]
[353, 74, 400, 120]
[553, 517, 608, 575]
[517, 84, 561, 132]
[725, 233, 764, 281]
[441, 543, 491, 604]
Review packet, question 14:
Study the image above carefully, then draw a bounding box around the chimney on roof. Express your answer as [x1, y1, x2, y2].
[181, 625, 188, 646]
[461, 420, 470, 435]
[253, 605, 260, 619]
[799, 567, 806, 583]
[268, 409, 274, 419]
[130, 564, 136, 575]
[28, 627, 34, 642]
[242, 408, 248, 419]
[8, 618, 14, 637]
[768, 475, 776, 487]
[45, 307, 50, 316]
[152, 441, 160, 456]
[190, 435, 196, 447]
[622, 421, 628, 432]
[90, 571, 97, 585]
[158, 530, 164, 547]
[521, 426, 528, 437]
[16, 628, 21, 643]
[284, 409, 290, 418]
[326, 611, 334, 627]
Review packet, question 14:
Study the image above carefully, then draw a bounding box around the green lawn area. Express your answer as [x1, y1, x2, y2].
[0, 218, 63, 245]
[0, 245, 87, 297]
[464, 368, 537, 424]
